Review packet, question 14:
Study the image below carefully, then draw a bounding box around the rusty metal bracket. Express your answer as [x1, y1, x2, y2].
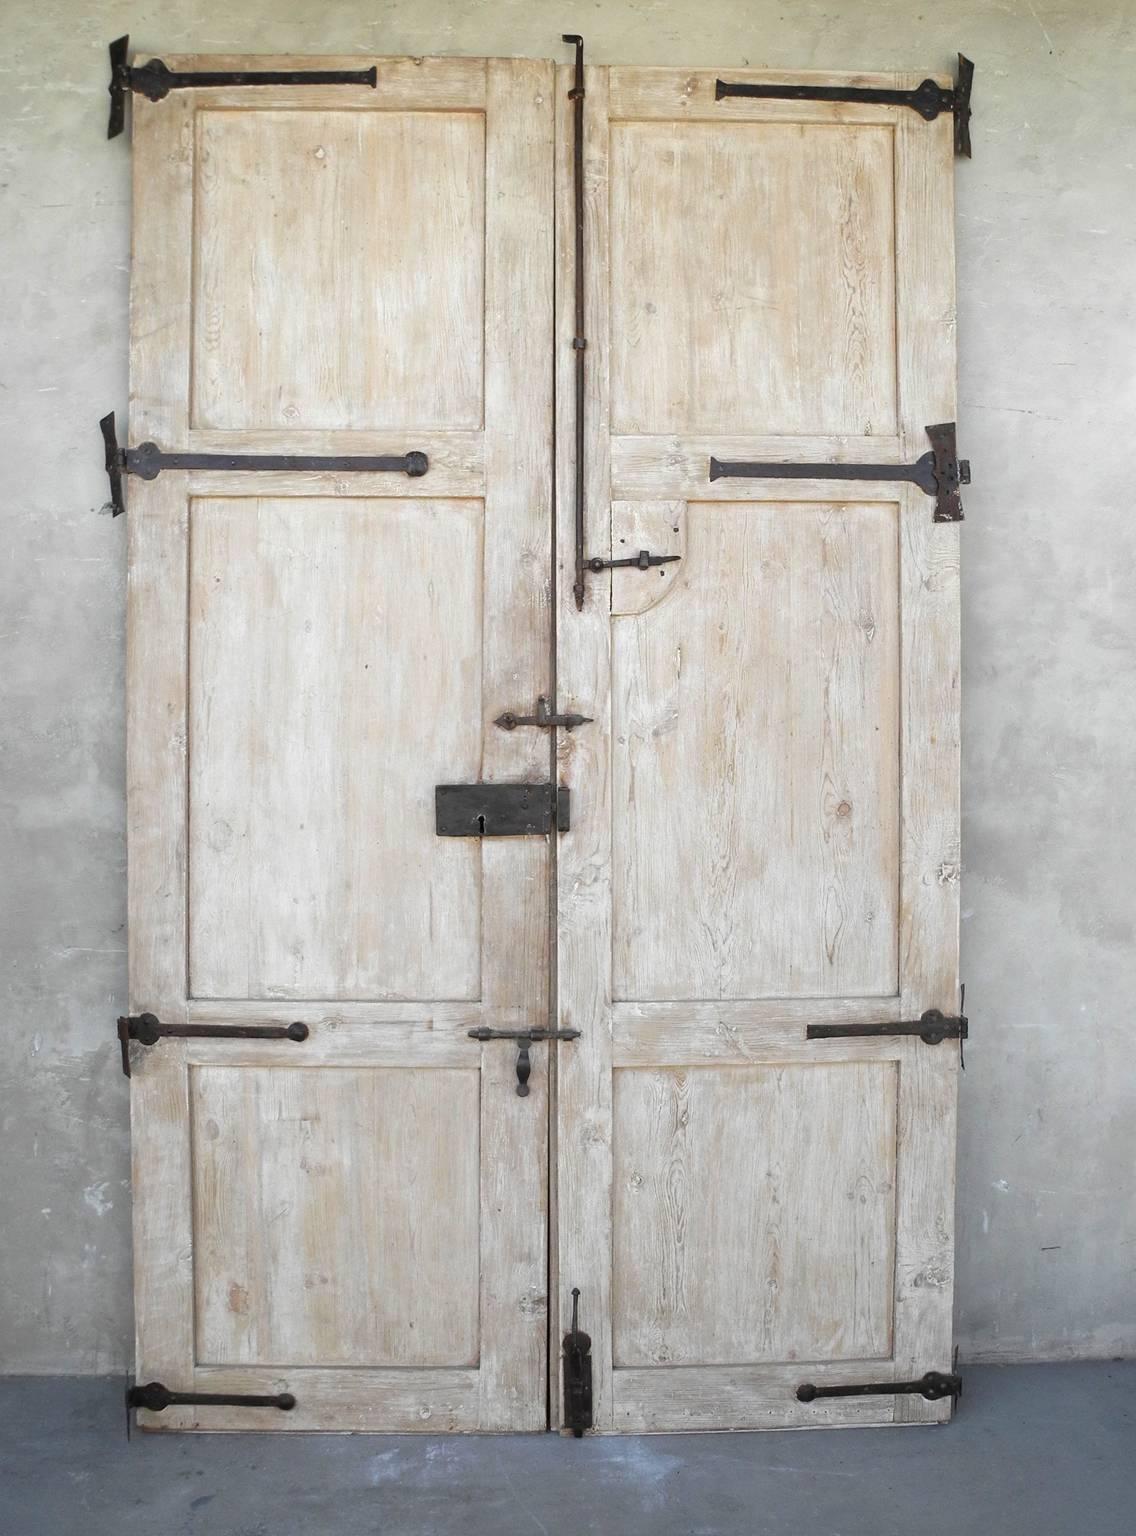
[716, 53, 974, 157]
[117, 1013, 308, 1077]
[710, 422, 970, 523]
[100, 412, 427, 516]
[108, 35, 377, 138]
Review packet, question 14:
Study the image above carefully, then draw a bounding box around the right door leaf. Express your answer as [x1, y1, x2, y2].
[556, 63, 961, 1433]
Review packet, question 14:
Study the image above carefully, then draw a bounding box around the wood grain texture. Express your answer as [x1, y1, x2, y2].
[558, 66, 961, 1433]
[475, 57, 555, 1431]
[187, 495, 482, 1002]
[613, 1063, 896, 1367]
[192, 108, 485, 432]
[611, 500, 900, 1000]
[128, 56, 554, 1433]
[192, 1066, 480, 1368]
[609, 121, 896, 437]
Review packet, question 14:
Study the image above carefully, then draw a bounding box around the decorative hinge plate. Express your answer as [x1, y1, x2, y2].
[807, 1009, 968, 1046]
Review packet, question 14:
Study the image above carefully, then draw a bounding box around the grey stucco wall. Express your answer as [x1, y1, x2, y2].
[2, 0, 1134, 1373]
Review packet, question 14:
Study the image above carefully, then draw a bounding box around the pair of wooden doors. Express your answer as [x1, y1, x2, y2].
[122, 46, 963, 1433]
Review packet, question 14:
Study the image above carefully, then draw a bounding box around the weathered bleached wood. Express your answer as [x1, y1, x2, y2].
[611, 435, 903, 499]
[609, 501, 684, 616]
[128, 56, 554, 1434]
[611, 500, 900, 1001]
[130, 1043, 195, 1432]
[179, 1367, 481, 1433]
[613, 1062, 897, 1367]
[558, 65, 961, 1434]
[188, 495, 482, 1002]
[475, 57, 555, 1432]
[192, 1066, 480, 1368]
[193, 108, 484, 432]
[612, 1364, 910, 1433]
[609, 121, 897, 438]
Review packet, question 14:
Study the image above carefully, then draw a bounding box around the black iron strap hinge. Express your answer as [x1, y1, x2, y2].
[468, 1027, 582, 1096]
[711, 423, 970, 523]
[584, 549, 681, 574]
[495, 696, 593, 732]
[797, 1370, 962, 1406]
[117, 1013, 308, 1077]
[100, 412, 427, 517]
[562, 1287, 593, 1437]
[127, 1380, 295, 1422]
[108, 35, 377, 138]
[807, 1009, 968, 1047]
[716, 53, 975, 158]
[435, 783, 570, 838]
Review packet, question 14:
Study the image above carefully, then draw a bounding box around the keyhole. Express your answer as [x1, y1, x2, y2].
[478, 814, 486, 835]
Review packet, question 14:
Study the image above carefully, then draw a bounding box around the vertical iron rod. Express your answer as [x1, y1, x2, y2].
[563, 36, 587, 609]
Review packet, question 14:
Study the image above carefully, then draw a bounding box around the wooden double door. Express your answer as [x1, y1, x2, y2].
[122, 48, 962, 1432]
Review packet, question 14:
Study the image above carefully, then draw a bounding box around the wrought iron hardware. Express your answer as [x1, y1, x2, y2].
[100, 412, 427, 517]
[562, 1287, 593, 1437]
[495, 696, 593, 732]
[435, 783, 570, 838]
[108, 35, 377, 138]
[584, 549, 681, 573]
[797, 1370, 962, 1406]
[710, 423, 970, 523]
[807, 1009, 968, 1047]
[467, 1026, 582, 1096]
[127, 1380, 296, 1414]
[716, 53, 975, 158]
[563, 35, 590, 608]
[117, 1012, 308, 1077]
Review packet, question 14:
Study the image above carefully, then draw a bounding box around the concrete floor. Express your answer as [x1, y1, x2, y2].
[0, 1363, 1131, 1535]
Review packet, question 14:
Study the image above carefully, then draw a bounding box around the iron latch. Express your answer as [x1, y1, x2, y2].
[468, 1027, 582, 1096]
[562, 1287, 593, 1437]
[710, 423, 970, 523]
[584, 549, 681, 573]
[117, 1013, 308, 1077]
[807, 1009, 968, 1046]
[716, 53, 975, 158]
[797, 1370, 962, 1406]
[100, 412, 427, 516]
[435, 783, 570, 837]
[495, 697, 593, 732]
[107, 35, 377, 138]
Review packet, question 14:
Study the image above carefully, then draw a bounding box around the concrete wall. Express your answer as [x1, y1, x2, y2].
[2, 0, 1133, 1374]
